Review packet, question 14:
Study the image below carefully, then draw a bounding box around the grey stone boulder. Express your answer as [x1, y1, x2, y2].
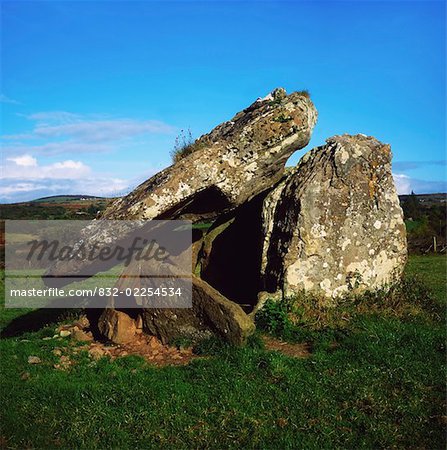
[102, 87, 317, 222]
[139, 276, 255, 345]
[260, 134, 407, 300]
[98, 309, 137, 344]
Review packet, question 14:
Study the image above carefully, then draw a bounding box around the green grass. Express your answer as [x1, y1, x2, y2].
[192, 222, 213, 231]
[406, 254, 446, 303]
[1, 256, 446, 449]
[405, 219, 423, 232]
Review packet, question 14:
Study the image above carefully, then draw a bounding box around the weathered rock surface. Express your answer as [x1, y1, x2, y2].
[44, 88, 317, 283]
[95, 249, 255, 344]
[260, 134, 407, 300]
[27, 356, 42, 365]
[42, 90, 408, 348]
[102, 88, 317, 222]
[72, 329, 94, 342]
[98, 309, 137, 344]
[140, 276, 255, 345]
[94, 132, 407, 345]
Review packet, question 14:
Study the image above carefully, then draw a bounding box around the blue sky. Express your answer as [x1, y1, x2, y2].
[1, 0, 445, 202]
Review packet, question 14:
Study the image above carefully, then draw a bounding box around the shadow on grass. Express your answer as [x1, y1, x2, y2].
[1, 298, 105, 338]
[1, 308, 77, 337]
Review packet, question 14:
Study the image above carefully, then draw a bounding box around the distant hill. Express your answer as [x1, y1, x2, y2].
[31, 195, 106, 204]
[0, 196, 114, 220]
[399, 193, 446, 207]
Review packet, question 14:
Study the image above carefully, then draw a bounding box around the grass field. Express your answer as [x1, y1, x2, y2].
[0, 255, 445, 449]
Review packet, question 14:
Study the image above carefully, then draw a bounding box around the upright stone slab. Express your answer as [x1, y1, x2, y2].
[261, 134, 407, 300]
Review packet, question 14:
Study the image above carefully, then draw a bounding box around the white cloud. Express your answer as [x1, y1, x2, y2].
[9, 112, 174, 141]
[1, 112, 175, 157]
[2, 141, 114, 156]
[76, 177, 129, 196]
[51, 160, 88, 170]
[0, 183, 45, 196]
[24, 111, 81, 122]
[0, 155, 130, 201]
[393, 172, 447, 195]
[0, 110, 175, 201]
[2, 155, 91, 180]
[0, 94, 20, 105]
[393, 173, 412, 195]
[0, 178, 129, 200]
[33, 119, 174, 141]
[7, 154, 37, 167]
[1, 133, 36, 140]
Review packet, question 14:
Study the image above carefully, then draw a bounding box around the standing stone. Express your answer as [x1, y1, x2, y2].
[260, 134, 407, 300]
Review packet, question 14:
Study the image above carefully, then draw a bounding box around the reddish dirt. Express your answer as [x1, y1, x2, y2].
[51, 320, 312, 370]
[262, 335, 312, 358]
[86, 334, 197, 367]
[55, 319, 198, 368]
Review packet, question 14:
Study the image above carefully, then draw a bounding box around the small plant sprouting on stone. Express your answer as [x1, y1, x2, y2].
[297, 89, 310, 98]
[170, 128, 199, 163]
